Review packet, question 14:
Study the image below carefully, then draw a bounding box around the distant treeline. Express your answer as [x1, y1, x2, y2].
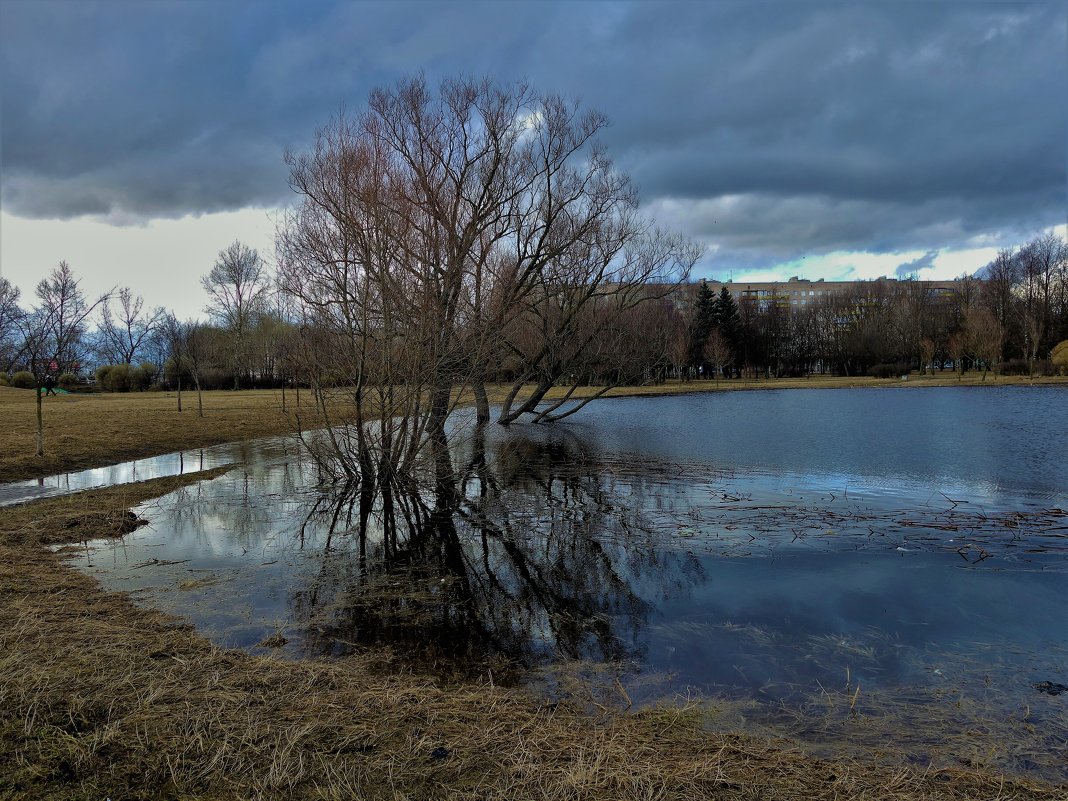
[670, 233, 1068, 380]
[1, 234, 1066, 393]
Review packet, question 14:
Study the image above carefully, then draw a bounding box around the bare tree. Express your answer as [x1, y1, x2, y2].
[98, 286, 165, 365]
[705, 329, 732, 388]
[981, 248, 1019, 330]
[19, 262, 108, 455]
[1054, 237, 1068, 345]
[667, 316, 691, 381]
[280, 75, 696, 491]
[1016, 233, 1063, 377]
[183, 321, 211, 417]
[159, 312, 190, 412]
[946, 331, 966, 379]
[202, 241, 270, 389]
[891, 280, 932, 370]
[919, 337, 936, 375]
[495, 231, 698, 424]
[0, 277, 23, 373]
[964, 306, 1004, 381]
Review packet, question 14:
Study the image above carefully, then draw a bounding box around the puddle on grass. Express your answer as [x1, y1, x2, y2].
[0, 439, 274, 508]
[35, 388, 1068, 781]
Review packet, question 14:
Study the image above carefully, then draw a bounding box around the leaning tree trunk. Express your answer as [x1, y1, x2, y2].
[497, 377, 554, 426]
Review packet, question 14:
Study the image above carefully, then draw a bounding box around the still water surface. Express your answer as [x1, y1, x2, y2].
[53, 386, 1068, 777]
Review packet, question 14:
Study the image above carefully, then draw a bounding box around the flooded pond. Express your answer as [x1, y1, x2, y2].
[49, 386, 1068, 778]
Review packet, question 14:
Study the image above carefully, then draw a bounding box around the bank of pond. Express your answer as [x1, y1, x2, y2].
[12, 386, 1066, 783]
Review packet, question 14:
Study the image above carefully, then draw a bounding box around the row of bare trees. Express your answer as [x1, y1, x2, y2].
[0, 264, 109, 455]
[0, 242, 284, 455]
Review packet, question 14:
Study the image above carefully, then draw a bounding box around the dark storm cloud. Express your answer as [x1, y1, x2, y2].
[895, 251, 940, 279]
[1, 0, 1065, 265]
[520, 1, 1067, 268]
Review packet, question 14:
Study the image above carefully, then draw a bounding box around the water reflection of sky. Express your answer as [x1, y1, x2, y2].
[37, 387, 1068, 780]
[565, 386, 1068, 503]
[0, 442, 239, 507]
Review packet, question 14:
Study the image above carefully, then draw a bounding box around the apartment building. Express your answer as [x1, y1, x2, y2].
[696, 276, 964, 310]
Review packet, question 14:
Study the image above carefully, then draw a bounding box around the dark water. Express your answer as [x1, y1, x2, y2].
[54, 386, 1068, 778]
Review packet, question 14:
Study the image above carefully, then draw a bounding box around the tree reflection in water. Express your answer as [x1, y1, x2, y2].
[288, 424, 704, 680]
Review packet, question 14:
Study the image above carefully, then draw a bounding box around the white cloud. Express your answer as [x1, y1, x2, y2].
[730, 245, 998, 285]
[929, 247, 1000, 278]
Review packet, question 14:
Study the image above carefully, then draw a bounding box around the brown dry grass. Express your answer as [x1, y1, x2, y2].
[0, 387, 333, 483]
[0, 477, 1063, 800]
[3, 372, 1064, 483]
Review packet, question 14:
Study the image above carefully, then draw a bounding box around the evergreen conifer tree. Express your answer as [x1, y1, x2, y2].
[688, 281, 717, 373]
[716, 286, 741, 375]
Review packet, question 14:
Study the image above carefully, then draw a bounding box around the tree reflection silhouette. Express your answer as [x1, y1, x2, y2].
[287, 424, 702, 679]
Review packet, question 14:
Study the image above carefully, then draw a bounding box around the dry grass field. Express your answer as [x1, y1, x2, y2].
[0, 474, 1060, 800]
[0, 387, 331, 483]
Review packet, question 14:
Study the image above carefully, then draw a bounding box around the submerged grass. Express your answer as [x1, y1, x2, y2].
[0, 476, 1064, 799]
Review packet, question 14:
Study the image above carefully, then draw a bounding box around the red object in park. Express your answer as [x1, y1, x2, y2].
[48, 360, 58, 372]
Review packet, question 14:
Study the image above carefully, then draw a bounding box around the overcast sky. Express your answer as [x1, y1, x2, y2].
[1, 0, 1065, 319]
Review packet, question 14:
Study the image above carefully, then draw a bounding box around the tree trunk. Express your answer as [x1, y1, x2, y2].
[428, 380, 454, 487]
[176, 375, 183, 413]
[35, 383, 44, 457]
[472, 378, 490, 426]
[497, 378, 553, 426]
[428, 380, 451, 439]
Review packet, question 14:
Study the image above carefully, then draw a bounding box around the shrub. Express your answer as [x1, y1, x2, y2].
[866, 362, 910, 379]
[162, 357, 185, 389]
[0, 376, 9, 387]
[1052, 340, 1068, 375]
[198, 367, 235, 390]
[128, 365, 147, 391]
[10, 371, 36, 389]
[93, 363, 155, 392]
[105, 364, 130, 392]
[139, 362, 158, 388]
[1000, 358, 1055, 377]
[58, 372, 79, 389]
